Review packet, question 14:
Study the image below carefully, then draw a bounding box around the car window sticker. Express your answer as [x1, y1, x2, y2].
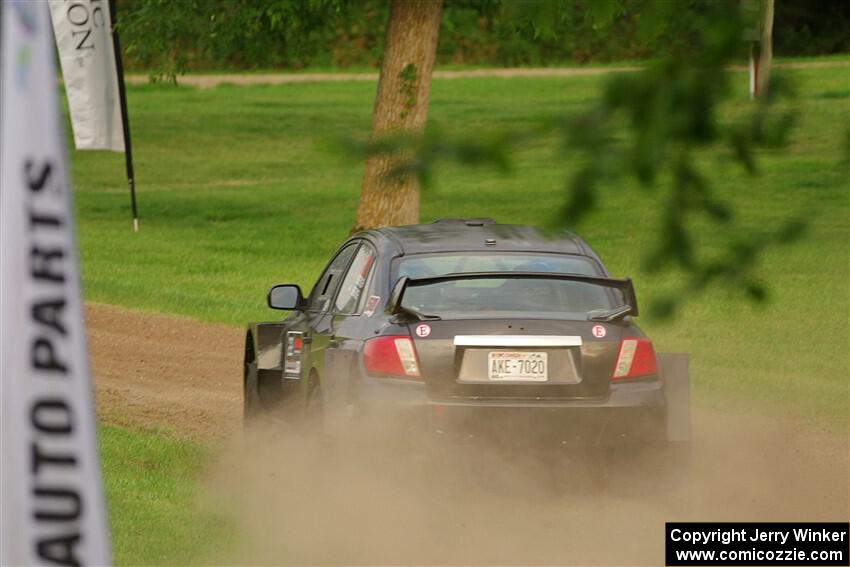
[363, 295, 380, 317]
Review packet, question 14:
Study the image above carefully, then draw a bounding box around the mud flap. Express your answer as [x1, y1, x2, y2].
[658, 352, 690, 443]
[254, 322, 289, 371]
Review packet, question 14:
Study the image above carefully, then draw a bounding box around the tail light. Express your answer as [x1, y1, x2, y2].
[611, 337, 657, 380]
[363, 336, 421, 378]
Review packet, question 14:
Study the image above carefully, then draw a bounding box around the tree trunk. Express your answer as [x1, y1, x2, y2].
[758, 0, 774, 96]
[352, 0, 443, 232]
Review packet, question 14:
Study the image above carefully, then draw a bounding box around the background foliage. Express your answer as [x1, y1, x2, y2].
[116, 0, 850, 78]
[349, 1, 805, 319]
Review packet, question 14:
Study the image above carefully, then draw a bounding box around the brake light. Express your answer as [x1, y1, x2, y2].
[612, 337, 657, 380]
[363, 336, 421, 378]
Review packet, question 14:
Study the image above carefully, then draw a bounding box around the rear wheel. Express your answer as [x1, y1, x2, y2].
[243, 360, 261, 422]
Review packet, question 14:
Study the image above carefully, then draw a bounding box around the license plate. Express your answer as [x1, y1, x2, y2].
[487, 351, 547, 381]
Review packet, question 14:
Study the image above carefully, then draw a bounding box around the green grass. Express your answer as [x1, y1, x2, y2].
[70, 62, 849, 428]
[99, 425, 232, 565]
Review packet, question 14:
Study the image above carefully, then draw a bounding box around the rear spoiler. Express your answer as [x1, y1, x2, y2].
[385, 271, 638, 318]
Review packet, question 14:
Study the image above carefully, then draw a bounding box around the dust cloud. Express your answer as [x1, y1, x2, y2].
[205, 408, 848, 565]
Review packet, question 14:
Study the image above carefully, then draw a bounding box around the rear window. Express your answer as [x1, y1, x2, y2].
[396, 253, 601, 279]
[401, 277, 616, 319]
[395, 254, 615, 319]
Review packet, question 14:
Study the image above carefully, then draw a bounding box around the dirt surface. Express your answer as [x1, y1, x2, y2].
[87, 302, 849, 565]
[87, 302, 243, 438]
[124, 67, 639, 89]
[125, 60, 848, 89]
[211, 413, 849, 565]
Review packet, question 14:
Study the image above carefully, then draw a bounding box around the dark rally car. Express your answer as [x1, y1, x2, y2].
[244, 219, 690, 448]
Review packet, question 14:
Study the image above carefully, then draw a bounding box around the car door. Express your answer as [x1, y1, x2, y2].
[322, 242, 378, 423]
[299, 241, 361, 395]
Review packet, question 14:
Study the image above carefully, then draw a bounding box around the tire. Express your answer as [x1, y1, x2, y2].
[243, 360, 261, 423]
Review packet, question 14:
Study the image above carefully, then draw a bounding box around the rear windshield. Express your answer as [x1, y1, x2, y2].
[396, 253, 601, 279]
[402, 277, 617, 319]
[395, 254, 616, 319]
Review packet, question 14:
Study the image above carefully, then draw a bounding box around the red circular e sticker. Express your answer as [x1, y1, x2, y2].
[415, 324, 432, 338]
[592, 324, 607, 338]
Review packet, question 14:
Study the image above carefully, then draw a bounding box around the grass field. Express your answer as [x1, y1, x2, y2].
[65, 61, 849, 563]
[99, 425, 233, 564]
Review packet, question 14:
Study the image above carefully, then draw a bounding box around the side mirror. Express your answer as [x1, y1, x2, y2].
[268, 284, 304, 310]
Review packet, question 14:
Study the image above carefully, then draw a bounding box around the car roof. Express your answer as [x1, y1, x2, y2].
[360, 219, 597, 258]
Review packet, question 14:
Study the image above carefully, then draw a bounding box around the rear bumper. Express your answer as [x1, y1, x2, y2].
[355, 376, 666, 446]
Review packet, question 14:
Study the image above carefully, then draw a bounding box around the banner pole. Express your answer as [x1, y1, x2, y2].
[109, 0, 138, 232]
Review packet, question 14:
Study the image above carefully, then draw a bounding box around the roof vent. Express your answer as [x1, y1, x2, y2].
[432, 218, 496, 227]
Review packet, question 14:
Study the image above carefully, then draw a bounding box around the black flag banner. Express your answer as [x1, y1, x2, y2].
[1, 1, 112, 565]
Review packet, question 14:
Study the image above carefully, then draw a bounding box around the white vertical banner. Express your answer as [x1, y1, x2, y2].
[1, 1, 112, 566]
[49, 0, 124, 152]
